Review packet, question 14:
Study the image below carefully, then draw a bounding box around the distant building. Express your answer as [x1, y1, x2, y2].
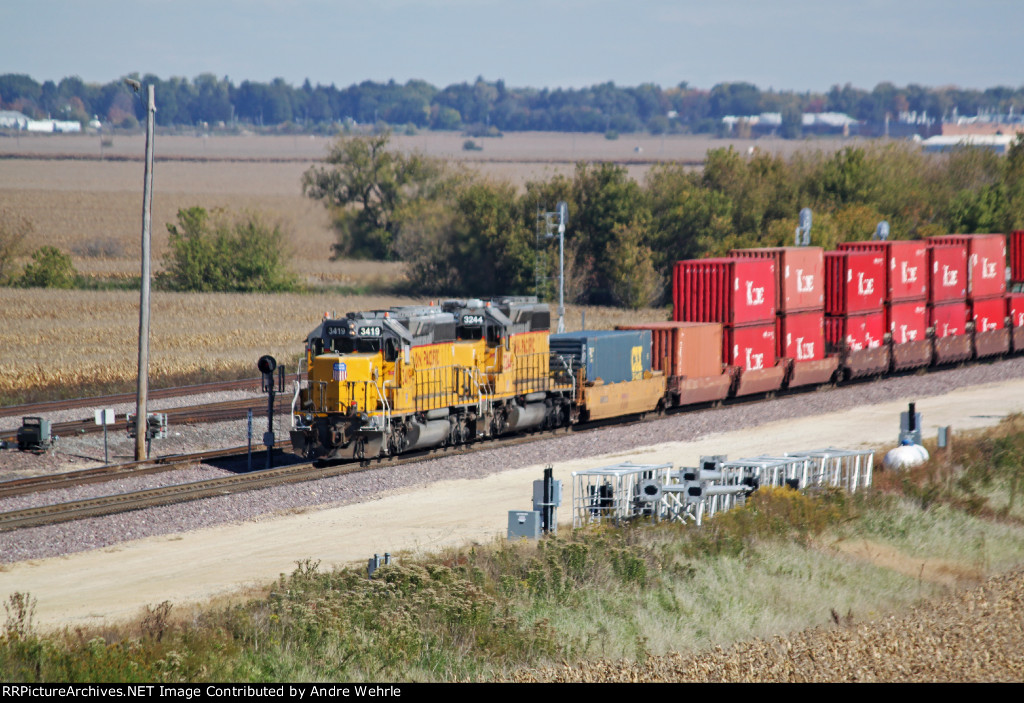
[721, 112, 859, 137]
[920, 134, 1015, 154]
[0, 110, 29, 129]
[25, 119, 81, 133]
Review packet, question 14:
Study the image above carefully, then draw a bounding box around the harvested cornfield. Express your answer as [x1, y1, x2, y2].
[0, 289, 422, 401]
[0, 287, 668, 402]
[510, 566, 1024, 683]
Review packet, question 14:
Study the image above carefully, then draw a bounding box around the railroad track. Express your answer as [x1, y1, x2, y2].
[0, 424, 575, 532]
[0, 446, 248, 500]
[0, 396, 291, 444]
[0, 372, 890, 533]
[0, 378, 265, 419]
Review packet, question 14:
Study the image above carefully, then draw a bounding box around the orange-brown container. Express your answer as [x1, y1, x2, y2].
[617, 321, 723, 379]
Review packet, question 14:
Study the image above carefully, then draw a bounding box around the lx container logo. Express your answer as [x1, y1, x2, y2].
[942, 266, 958, 287]
[795, 269, 815, 292]
[857, 273, 875, 296]
[745, 281, 765, 306]
[901, 262, 918, 283]
[981, 258, 997, 279]
[744, 348, 764, 370]
[796, 338, 814, 360]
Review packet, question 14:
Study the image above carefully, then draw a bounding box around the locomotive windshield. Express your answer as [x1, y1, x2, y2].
[332, 337, 382, 354]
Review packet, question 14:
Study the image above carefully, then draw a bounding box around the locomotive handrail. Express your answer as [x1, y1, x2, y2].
[290, 380, 302, 429]
[369, 379, 391, 434]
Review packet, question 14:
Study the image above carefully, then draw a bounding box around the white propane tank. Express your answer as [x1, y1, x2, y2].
[883, 439, 930, 470]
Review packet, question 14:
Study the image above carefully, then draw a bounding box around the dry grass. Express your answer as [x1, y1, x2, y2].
[0, 288, 424, 401]
[509, 567, 1024, 682]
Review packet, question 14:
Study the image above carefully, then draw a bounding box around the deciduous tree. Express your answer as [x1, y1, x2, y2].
[303, 132, 450, 260]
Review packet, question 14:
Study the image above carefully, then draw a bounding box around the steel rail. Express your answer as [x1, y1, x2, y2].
[0, 396, 290, 444]
[0, 378, 263, 419]
[0, 424, 577, 531]
[0, 446, 248, 500]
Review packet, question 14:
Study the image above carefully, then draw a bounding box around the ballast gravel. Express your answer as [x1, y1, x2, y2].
[3, 356, 1024, 564]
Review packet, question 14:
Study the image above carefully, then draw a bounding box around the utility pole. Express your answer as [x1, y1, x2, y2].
[134, 83, 155, 461]
[541, 202, 569, 334]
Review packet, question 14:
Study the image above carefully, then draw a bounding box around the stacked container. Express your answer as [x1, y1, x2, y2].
[837, 240, 930, 370]
[672, 257, 777, 370]
[1011, 231, 1024, 285]
[1007, 293, 1024, 351]
[617, 321, 731, 405]
[728, 247, 836, 386]
[823, 250, 886, 353]
[927, 234, 1008, 359]
[549, 330, 652, 384]
[673, 257, 786, 395]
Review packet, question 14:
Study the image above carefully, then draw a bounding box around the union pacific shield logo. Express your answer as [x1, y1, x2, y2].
[333, 362, 347, 381]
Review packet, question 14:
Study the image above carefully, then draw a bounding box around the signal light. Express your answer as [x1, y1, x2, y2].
[257, 355, 277, 375]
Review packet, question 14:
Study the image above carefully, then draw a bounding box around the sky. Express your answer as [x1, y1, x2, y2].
[2, 0, 1022, 92]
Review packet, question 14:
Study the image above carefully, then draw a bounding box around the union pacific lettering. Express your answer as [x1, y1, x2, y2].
[512, 331, 547, 355]
[411, 343, 450, 368]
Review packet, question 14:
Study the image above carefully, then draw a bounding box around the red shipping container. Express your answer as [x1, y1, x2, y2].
[971, 296, 1006, 332]
[729, 246, 824, 312]
[837, 240, 928, 301]
[927, 234, 1007, 299]
[617, 321, 723, 378]
[887, 300, 928, 345]
[776, 310, 824, 361]
[824, 250, 886, 314]
[927, 244, 968, 303]
[726, 323, 776, 371]
[673, 258, 776, 325]
[1011, 231, 1024, 284]
[929, 301, 969, 338]
[825, 311, 886, 351]
[1007, 293, 1024, 328]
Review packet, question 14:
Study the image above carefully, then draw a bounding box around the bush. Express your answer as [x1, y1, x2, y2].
[18, 246, 77, 289]
[159, 207, 298, 292]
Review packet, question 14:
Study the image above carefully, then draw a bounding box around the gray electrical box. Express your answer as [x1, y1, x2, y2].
[507, 510, 542, 539]
[532, 479, 562, 510]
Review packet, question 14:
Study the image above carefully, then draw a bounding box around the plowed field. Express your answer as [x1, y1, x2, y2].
[511, 567, 1024, 682]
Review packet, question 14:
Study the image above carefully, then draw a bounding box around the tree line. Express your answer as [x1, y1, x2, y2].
[306, 133, 1024, 308]
[2, 72, 1023, 134]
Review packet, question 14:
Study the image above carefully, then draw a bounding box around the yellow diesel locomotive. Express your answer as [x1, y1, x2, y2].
[290, 298, 575, 460]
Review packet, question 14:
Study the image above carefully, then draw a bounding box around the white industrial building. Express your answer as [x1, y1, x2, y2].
[920, 134, 1015, 154]
[0, 110, 30, 129]
[0, 111, 81, 132]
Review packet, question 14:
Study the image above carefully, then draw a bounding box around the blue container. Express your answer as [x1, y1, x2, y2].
[550, 330, 652, 384]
